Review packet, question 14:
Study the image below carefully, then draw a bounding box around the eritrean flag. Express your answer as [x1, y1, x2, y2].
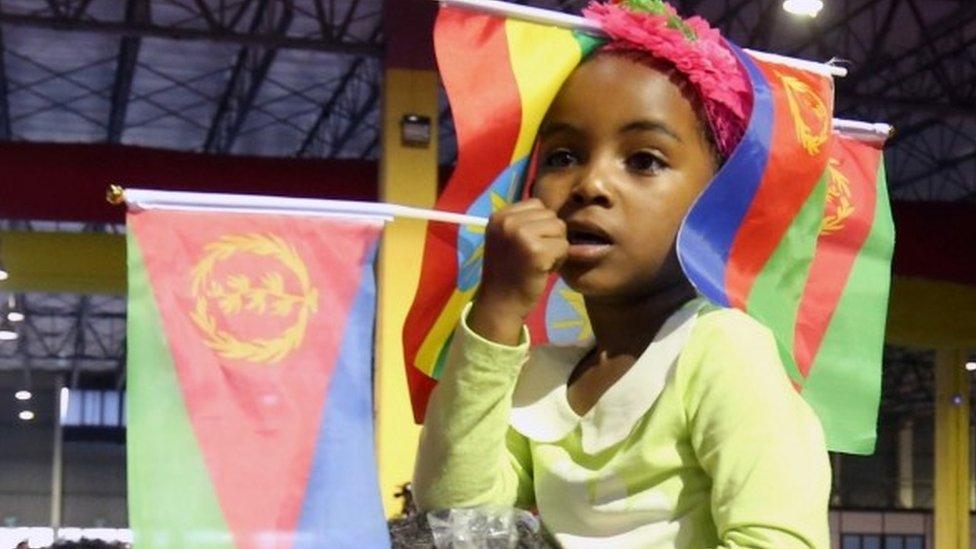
[795, 134, 893, 454]
[402, 6, 603, 422]
[126, 209, 389, 547]
[678, 45, 894, 454]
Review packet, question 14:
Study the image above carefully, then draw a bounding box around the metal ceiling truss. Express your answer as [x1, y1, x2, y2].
[295, 52, 380, 158]
[203, 0, 292, 153]
[0, 292, 126, 380]
[296, 13, 382, 159]
[5, 47, 115, 129]
[107, 0, 148, 143]
[0, 0, 381, 55]
[0, 26, 11, 140]
[0, 0, 383, 155]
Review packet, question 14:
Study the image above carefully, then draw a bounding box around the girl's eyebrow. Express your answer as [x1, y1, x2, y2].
[538, 121, 582, 138]
[620, 120, 682, 143]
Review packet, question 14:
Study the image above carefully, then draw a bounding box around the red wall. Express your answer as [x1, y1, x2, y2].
[890, 201, 975, 286]
[1, 142, 972, 285]
[0, 142, 379, 224]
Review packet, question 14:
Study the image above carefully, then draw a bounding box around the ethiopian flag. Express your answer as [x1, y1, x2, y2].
[403, 5, 603, 423]
[126, 209, 389, 547]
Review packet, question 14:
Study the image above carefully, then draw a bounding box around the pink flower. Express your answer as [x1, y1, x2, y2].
[582, 1, 753, 158]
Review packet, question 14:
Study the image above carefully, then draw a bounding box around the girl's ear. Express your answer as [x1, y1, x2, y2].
[522, 139, 543, 199]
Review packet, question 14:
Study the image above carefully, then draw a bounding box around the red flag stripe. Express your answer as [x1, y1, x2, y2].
[724, 62, 833, 308]
[793, 137, 881, 378]
[403, 9, 525, 422]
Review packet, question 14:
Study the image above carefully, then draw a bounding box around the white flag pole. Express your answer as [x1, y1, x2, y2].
[437, 0, 848, 78]
[109, 187, 489, 227]
[833, 119, 894, 144]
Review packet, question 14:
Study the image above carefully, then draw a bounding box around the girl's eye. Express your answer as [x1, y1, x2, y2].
[626, 151, 666, 174]
[543, 149, 579, 168]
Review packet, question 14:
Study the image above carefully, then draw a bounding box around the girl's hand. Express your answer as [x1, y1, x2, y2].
[468, 199, 568, 346]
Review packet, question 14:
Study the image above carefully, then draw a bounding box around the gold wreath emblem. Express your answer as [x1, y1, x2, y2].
[820, 158, 855, 236]
[778, 71, 830, 156]
[189, 233, 319, 364]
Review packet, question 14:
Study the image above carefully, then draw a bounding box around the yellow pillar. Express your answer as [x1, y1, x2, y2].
[374, 68, 438, 516]
[934, 347, 970, 548]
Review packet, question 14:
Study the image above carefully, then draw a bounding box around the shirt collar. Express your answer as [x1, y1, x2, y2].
[510, 298, 704, 454]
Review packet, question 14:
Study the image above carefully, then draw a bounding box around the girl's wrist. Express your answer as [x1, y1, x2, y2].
[468, 293, 529, 347]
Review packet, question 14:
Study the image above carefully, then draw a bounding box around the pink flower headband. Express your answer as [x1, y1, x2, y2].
[582, 0, 752, 158]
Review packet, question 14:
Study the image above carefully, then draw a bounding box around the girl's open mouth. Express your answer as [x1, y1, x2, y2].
[566, 225, 614, 262]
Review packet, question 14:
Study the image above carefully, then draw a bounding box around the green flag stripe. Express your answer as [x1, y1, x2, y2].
[745, 172, 829, 386]
[571, 30, 606, 57]
[798, 160, 894, 455]
[431, 330, 455, 380]
[126, 233, 233, 548]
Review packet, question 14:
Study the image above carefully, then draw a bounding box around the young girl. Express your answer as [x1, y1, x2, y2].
[413, 1, 831, 547]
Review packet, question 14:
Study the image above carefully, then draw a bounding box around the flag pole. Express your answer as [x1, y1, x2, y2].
[437, 0, 849, 78]
[108, 186, 490, 227]
[833, 119, 894, 144]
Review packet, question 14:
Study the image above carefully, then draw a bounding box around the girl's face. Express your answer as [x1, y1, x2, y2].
[534, 53, 719, 301]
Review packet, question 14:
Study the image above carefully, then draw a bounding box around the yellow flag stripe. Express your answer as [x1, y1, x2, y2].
[504, 20, 584, 163]
[415, 23, 584, 378]
[416, 288, 478, 376]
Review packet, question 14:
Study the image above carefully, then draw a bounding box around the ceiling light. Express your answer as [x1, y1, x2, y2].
[60, 387, 70, 421]
[6, 295, 24, 322]
[19, 410, 34, 421]
[15, 390, 31, 401]
[966, 361, 976, 372]
[783, 0, 823, 17]
[0, 317, 18, 341]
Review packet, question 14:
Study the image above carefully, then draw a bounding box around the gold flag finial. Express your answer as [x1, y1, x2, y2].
[106, 185, 125, 205]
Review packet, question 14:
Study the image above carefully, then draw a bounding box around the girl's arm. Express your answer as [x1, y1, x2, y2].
[681, 309, 831, 549]
[414, 199, 567, 510]
[412, 305, 535, 510]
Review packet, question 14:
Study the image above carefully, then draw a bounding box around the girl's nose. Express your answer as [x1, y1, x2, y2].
[571, 163, 614, 207]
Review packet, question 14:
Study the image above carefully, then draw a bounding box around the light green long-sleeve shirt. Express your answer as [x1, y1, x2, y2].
[414, 300, 831, 548]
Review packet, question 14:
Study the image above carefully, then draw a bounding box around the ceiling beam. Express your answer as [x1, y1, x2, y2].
[838, 93, 976, 120]
[892, 149, 976, 191]
[834, 2, 976, 97]
[70, 295, 89, 388]
[335, 0, 362, 40]
[328, 78, 378, 157]
[295, 57, 366, 157]
[0, 11, 380, 56]
[0, 26, 11, 140]
[106, 0, 148, 143]
[203, 0, 292, 154]
[296, 18, 381, 158]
